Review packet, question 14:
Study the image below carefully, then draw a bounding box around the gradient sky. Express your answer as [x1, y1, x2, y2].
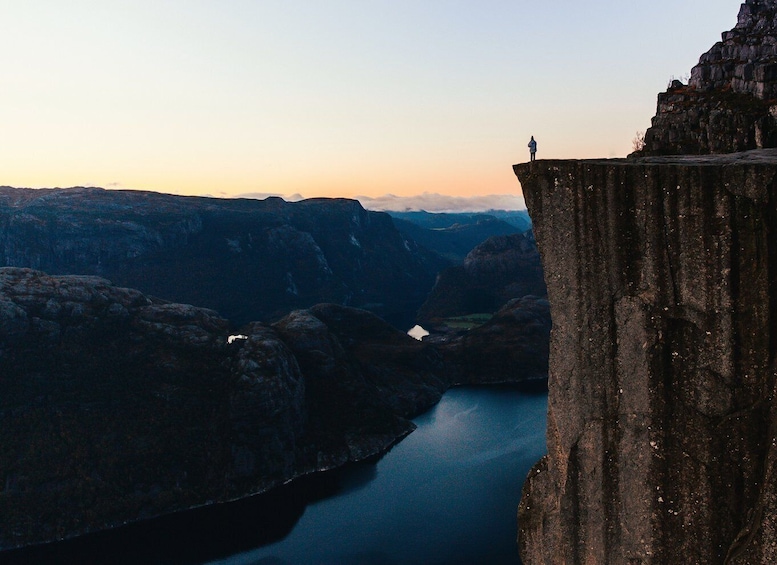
[2, 1, 738, 201]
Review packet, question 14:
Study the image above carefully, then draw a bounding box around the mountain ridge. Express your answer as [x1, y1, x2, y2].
[0, 186, 445, 329]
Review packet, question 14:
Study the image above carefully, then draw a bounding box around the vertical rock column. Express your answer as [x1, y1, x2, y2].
[514, 158, 777, 564]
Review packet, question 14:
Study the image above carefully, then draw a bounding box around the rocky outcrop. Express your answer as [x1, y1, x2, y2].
[417, 232, 546, 325]
[0, 187, 444, 329]
[273, 303, 449, 468]
[514, 151, 777, 564]
[0, 268, 448, 550]
[638, 1, 777, 156]
[690, 0, 777, 98]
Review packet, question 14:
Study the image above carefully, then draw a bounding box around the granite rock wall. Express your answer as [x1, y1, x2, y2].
[514, 151, 777, 564]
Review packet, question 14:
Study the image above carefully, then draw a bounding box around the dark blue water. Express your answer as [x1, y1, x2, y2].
[209, 386, 548, 565]
[2, 386, 547, 565]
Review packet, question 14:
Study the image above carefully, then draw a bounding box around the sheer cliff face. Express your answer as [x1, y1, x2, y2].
[514, 151, 777, 564]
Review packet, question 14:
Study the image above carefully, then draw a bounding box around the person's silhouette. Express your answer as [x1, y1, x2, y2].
[528, 136, 537, 162]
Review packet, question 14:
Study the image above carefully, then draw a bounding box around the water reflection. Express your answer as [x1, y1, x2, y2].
[211, 386, 548, 565]
[0, 474, 328, 565]
[1, 387, 547, 565]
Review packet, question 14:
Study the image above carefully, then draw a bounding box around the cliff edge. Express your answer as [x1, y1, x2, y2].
[514, 151, 777, 563]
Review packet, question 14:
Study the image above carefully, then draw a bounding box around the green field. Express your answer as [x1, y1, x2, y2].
[440, 313, 493, 330]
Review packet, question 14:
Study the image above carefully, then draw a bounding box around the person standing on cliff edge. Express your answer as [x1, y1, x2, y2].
[528, 136, 537, 161]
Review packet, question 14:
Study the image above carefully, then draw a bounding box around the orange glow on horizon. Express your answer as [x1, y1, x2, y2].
[1, 156, 535, 202]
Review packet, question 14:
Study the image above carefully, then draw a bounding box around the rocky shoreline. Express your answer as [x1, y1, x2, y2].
[0, 267, 450, 550]
[0, 263, 547, 551]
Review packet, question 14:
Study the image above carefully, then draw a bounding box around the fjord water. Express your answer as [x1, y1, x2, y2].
[211, 386, 548, 565]
[3, 386, 546, 565]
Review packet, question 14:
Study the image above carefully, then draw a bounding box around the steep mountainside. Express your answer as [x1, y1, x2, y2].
[0, 187, 444, 329]
[0, 268, 449, 550]
[515, 152, 777, 564]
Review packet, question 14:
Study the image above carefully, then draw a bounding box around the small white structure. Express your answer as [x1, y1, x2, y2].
[407, 325, 430, 341]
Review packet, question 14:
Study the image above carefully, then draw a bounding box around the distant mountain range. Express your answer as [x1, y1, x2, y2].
[388, 210, 531, 230]
[388, 210, 532, 263]
[0, 187, 534, 329]
[355, 192, 527, 214]
[238, 192, 528, 215]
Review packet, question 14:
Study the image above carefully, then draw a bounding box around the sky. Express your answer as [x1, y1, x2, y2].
[1, 1, 739, 207]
